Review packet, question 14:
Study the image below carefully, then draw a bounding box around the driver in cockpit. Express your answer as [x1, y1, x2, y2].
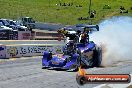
[80, 28, 89, 44]
[63, 41, 76, 55]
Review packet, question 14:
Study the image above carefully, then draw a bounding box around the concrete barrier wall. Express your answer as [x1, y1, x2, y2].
[0, 44, 64, 58]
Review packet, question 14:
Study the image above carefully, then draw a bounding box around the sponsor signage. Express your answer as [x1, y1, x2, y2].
[5, 44, 63, 58]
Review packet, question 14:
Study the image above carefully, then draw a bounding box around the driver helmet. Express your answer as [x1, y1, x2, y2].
[67, 41, 75, 49]
[69, 41, 74, 46]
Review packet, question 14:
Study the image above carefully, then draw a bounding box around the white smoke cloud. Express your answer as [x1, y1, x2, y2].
[90, 16, 132, 66]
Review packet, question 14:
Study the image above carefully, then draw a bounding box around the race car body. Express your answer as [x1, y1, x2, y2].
[42, 24, 102, 71]
[42, 52, 80, 70]
[42, 41, 101, 71]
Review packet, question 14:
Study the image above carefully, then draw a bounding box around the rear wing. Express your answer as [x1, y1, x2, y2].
[57, 24, 99, 35]
[76, 24, 99, 31]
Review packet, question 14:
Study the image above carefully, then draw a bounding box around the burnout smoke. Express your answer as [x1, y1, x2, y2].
[90, 16, 132, 66]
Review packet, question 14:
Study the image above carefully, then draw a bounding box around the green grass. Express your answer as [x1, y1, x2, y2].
[0, 0, 132, 25]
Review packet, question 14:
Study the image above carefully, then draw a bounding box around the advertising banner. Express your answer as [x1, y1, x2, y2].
[5, 44, 63, 58]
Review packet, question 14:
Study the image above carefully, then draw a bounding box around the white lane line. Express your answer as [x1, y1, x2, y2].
[93, 84, 106, 88]
[94, 74, 132, 88]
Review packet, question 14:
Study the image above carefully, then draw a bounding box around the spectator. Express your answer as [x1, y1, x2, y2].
[63, 3, 66, 6]
[90, 12, 95, 18]
[120, 6, 125, 10]
[130, 7, 132, 10]
[59, 3, 62, 6]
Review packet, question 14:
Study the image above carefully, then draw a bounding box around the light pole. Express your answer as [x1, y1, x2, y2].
[49, 0, 50, 7]
[89, 0, 93, 24]
[89, 0, 92, 17]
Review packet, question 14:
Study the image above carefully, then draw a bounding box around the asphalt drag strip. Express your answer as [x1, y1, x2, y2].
[0, 57, 132, 88]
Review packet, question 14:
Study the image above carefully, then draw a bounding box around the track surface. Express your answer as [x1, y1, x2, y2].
[0, 40, 132, 88]
[0, 57, 132, 88]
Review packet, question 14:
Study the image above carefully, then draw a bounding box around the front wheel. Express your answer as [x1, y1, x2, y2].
[67, 56, 81, 72]
[73, 55, 81, 71]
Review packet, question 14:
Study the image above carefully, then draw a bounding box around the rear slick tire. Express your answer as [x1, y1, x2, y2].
[92, 47, 102, 67]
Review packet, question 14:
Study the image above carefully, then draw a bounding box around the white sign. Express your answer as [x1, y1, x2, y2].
[5, 44, 63, 58]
